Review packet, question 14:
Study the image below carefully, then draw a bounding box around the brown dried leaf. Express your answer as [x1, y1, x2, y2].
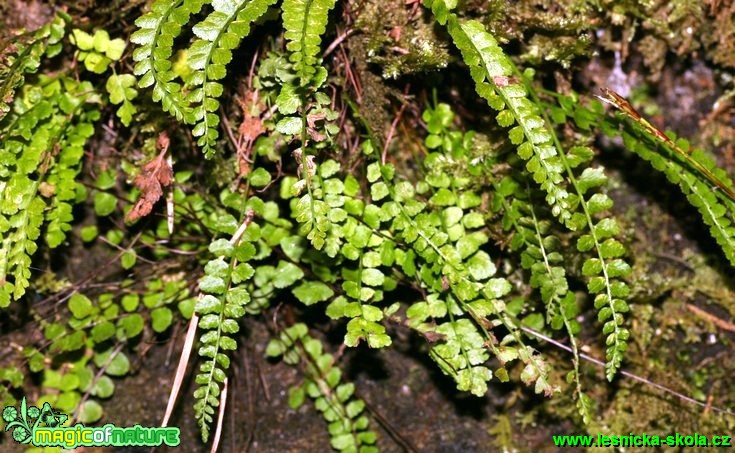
[126, 132, 173, 222]
[236, 91, 266, 143]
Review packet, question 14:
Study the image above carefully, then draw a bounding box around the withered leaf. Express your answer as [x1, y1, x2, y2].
[125, 132, 173, 222]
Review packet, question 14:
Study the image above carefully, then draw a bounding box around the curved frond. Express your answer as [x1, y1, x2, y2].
[131, 0, 206, 121]
[187, 0, 276, 157]
[444, 17, 571, 224]
[621, 130, 735, 267]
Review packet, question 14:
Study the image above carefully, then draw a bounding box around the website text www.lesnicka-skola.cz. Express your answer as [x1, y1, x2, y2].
[552, 433, 732, 448]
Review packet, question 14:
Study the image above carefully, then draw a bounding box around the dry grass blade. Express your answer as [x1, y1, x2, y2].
[210, 377, 228, 453]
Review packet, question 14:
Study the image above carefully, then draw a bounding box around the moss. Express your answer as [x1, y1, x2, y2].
[703, 2, 735, 68]
[637, 35, 668, 81]
[354, 0, 450, 79]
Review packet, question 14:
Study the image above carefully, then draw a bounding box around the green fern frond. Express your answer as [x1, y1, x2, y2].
[266, 324, 378, 452]
[282, 0, 337, 85]
[377, 142, 554, 395]
[187, 0, 275, 157]
[0, 77, 99, 306]
[193, 234, 256, 441]
[493, 174, 590, 421]
[131, 0, 206, 121]
[547, 96, 633, 381]
[618, 128, 735, 267]
[443, 17, 571, 224]
[0, 14, 67, 121]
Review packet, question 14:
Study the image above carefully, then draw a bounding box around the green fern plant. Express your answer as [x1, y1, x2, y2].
[0, 77, 100, 306]
[266, 323, 378, 453]
[6, 3, 735, 451]
[426, 1, 632, 380]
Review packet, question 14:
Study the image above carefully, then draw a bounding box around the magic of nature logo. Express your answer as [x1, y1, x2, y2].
[3, 397, 180, 448]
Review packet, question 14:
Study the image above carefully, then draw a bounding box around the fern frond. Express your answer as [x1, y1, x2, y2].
[266, 324, 378, 452]
[343, 102, 557, 395]
[187, 0, 275, 157]
[443, 17, 572, 224]
[0, 77, 99, 306]
[619, 128, 735, 267]
[548, 96, 632, 381]
[382, 155, 554, 394]
[0, 14, 67, 121]
[493, 174, 590, 421]
[193, 233, 256, 441]
[282, 0, 337, 85]
[131, 0, 206, 121]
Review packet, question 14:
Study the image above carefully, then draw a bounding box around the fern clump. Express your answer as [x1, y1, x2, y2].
[0, 77, 100, 306]
[5, 2, 735, 451]
[426, 0, 632, 380]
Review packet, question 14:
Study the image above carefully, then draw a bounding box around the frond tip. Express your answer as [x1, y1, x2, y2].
[282, 0, 338, 85]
